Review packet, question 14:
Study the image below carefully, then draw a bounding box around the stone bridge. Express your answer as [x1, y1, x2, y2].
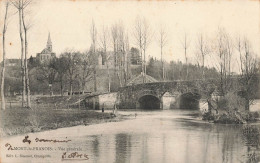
[118, 79, 234, 110]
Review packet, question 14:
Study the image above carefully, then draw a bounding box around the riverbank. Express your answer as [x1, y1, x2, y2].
[0, 107, 133, 137]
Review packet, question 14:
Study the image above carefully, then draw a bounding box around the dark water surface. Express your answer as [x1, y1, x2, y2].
[1, 110, 260, 163]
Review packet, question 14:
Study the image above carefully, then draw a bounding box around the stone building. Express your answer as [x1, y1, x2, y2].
[36, 33, 56, 64]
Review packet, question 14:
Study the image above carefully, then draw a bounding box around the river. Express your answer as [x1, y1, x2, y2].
[1, 109, 260, 163]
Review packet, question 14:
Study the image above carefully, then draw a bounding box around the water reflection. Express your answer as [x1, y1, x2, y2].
[91, 135, 99, 162]
[79, 110, 259, 163]
[115, 134, 131, 163]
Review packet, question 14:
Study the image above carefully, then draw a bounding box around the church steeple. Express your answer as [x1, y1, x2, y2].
[47, 32, 52, 52]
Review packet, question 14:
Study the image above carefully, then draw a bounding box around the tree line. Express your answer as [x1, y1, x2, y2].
[1, 1, 259, 112]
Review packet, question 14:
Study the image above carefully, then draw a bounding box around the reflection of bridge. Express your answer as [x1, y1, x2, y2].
[118, 80, 220, 110]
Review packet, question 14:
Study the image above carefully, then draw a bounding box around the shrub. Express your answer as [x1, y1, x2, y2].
[202, 112, 216, 121]
[202, 93, 258, 124]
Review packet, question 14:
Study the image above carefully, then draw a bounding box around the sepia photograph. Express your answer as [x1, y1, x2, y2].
[0, 0, 260, 162]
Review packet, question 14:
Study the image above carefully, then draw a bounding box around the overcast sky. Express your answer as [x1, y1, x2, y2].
[0, 0, 259, 71]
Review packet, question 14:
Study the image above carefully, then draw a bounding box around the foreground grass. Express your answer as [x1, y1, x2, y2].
[0, 107, 123, 137]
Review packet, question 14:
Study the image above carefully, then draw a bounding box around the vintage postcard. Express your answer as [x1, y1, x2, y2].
[0, 0, 260, 162]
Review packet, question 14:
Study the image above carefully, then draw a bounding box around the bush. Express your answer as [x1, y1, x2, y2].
[215, 112, 244, 124]
[202, 93, 259, 124]
[202, 112, 216, 121]
[241, 111, 260, 122]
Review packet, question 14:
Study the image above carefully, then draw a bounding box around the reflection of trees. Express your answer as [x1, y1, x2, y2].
[141, 135, 148, 162]
[241, 125, 260, 163]
[91, 135, 100, 162]
[242, 126, 260, 149]
[179, 120, 259, 162]
[115, 133, 132, 163]
[162, 134, 166, 163]
[221, 126, 237, 163]
[202, 130, 211, 163]
[184, 134, 190, 163]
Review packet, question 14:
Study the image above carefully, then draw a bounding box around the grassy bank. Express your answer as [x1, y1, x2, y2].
[0, 106, 127, 137]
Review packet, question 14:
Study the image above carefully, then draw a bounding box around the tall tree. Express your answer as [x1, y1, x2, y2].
[79, 52, 94, 93]
[62, 51, 81, 96]
[117, 22, 129, 86]
[180, 31, 190, 80]
[90, 20, 97, 92]
[21, 0, 32, 108]
[52, 57, 69, 96]
[99, 25, 111, 91]
[12, 0, 25, 107]
[12, 0, 32, 108]
[158, 25, 168, 80]
[111, 22, 128, 87]
[196, 33, 210, 80]
[124, 33, 131, 84]
[142, 19, 153, 80]
[213, 28, 234, 95]
[133, 16, 144, 79]
[117, 23, 124, 86]
[111, 23, 118, 78]
[237, 37, 259, 111]
[133, 16, 153, 83]
[1, 1, 9, 110]
[36, 62, 57, 96]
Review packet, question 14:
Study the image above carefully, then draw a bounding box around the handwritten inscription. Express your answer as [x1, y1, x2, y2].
[35, 138, 71, 143]
[62, 152, 89, 161]
[22, 136, 71, 144]
[22, 136, 31, 144]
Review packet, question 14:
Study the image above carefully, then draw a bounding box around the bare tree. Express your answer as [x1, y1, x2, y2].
[117, 22, 130, 86]
[124, 33, 131, 84]
[237, 37, 259, 111]
[12, 0, 25, 107]
[99, 25, 111, 91]
[90, 20, 97, 92]
[36, 62, 57, 96]
[79, 52, 94, 93]
[12, 0, 33, 108]
[180, 31, 190, 80]
[213, 28, 235, 95]
[111, 23, 118, 76]
[142, 18, 153, 80]
[21, 0, 32, 108]
[1, 1, 9, 110]
[62, 51, 81, 96]
[111, 22, 128, 87]
[196, 33, 210, 80]
[117, 23, 124, 86]
[225, 33, 233, 76]
[133, 16, 153, 83]
[158, 25, 168, 81]
[133, 16, 144, 79]
[52, 56, 69, 96]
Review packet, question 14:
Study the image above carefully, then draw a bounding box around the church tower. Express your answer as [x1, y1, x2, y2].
[47, 32, 52, 52]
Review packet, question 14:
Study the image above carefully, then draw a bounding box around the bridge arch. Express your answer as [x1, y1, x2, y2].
[137, 94, 161, 110]
[179, 92, 201, 109]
